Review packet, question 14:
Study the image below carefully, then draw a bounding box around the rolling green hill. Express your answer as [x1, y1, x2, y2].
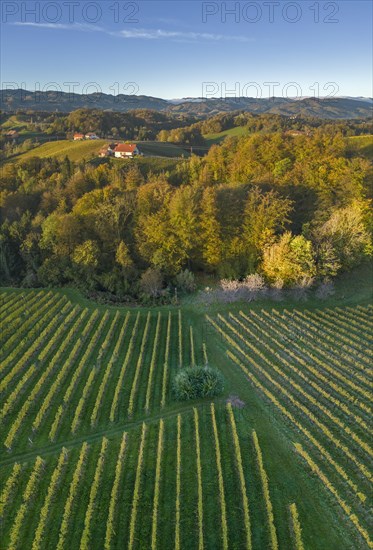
[1, 115, 54, 143]
[2, 89, 372, 118]
[4, 139, 190, 164]
[5, 139, 108, 163]
[2, 115, 28, 130]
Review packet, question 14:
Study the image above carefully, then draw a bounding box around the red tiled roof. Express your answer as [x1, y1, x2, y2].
[74, 133, 84, 138]
[114, 143, 138, 153]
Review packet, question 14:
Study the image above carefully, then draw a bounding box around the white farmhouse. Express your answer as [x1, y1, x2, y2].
[114, 143, 141, 158]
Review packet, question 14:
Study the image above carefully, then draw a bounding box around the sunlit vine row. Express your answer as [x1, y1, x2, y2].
[110, 312, 140, 422]
[208, 315, 368, 501]
[57, 442, 89, 550]
[91, 313, 129, 427]
[294, 444, 372, 548]
[80, 437, 109, 549]
[252, 431, 278, 550]
[128, 423, 147, 550]
[145, 312, 161, 412]
[104, 433, 127, 550]
[32, 449, 68, 550]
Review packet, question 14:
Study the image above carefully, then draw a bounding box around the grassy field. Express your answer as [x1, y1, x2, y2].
[203, 125, 249, 145]
[4, 139, 108, 163]
[2, 115, 25, 130]
[346, 135, 373, 160]
[3, 139, 191, 164]
[0, 285, 372, 549]
[1, 115, 62, 144]
[1, 115, 40, 135]
[135, 141, 191, 158]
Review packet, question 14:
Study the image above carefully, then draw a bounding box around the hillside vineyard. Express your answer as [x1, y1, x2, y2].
[0, 290, 372, 549]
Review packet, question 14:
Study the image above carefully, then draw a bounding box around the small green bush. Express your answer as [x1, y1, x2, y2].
[173, 366, 224, 401]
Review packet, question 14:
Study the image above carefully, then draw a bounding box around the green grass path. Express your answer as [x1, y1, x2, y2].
[0, 400, 216, 467]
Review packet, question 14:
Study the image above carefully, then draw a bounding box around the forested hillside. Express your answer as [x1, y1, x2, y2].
[1, 124, 372, 303]
[1, 89, 372, 118]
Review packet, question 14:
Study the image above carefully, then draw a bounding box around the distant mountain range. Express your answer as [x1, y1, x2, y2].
[1, 89, 372, 119]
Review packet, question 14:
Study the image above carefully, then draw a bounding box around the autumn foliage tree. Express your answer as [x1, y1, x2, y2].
[262, 233, 316, 286]
[199, 187, 223, 270]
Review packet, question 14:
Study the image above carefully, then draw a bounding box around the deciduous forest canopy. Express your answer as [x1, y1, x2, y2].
[1, 109, 372, 302]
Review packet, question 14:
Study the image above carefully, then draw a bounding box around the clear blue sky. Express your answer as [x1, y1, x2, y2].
[1, 1, 372, 98]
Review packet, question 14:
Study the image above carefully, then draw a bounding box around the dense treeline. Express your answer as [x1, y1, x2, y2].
[0, 126, 372, 301]
[0, 109, 197, 144]
[157, 111, 373, 144]
[198, 111, 373, 136]
[64, 109, 196, 140]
